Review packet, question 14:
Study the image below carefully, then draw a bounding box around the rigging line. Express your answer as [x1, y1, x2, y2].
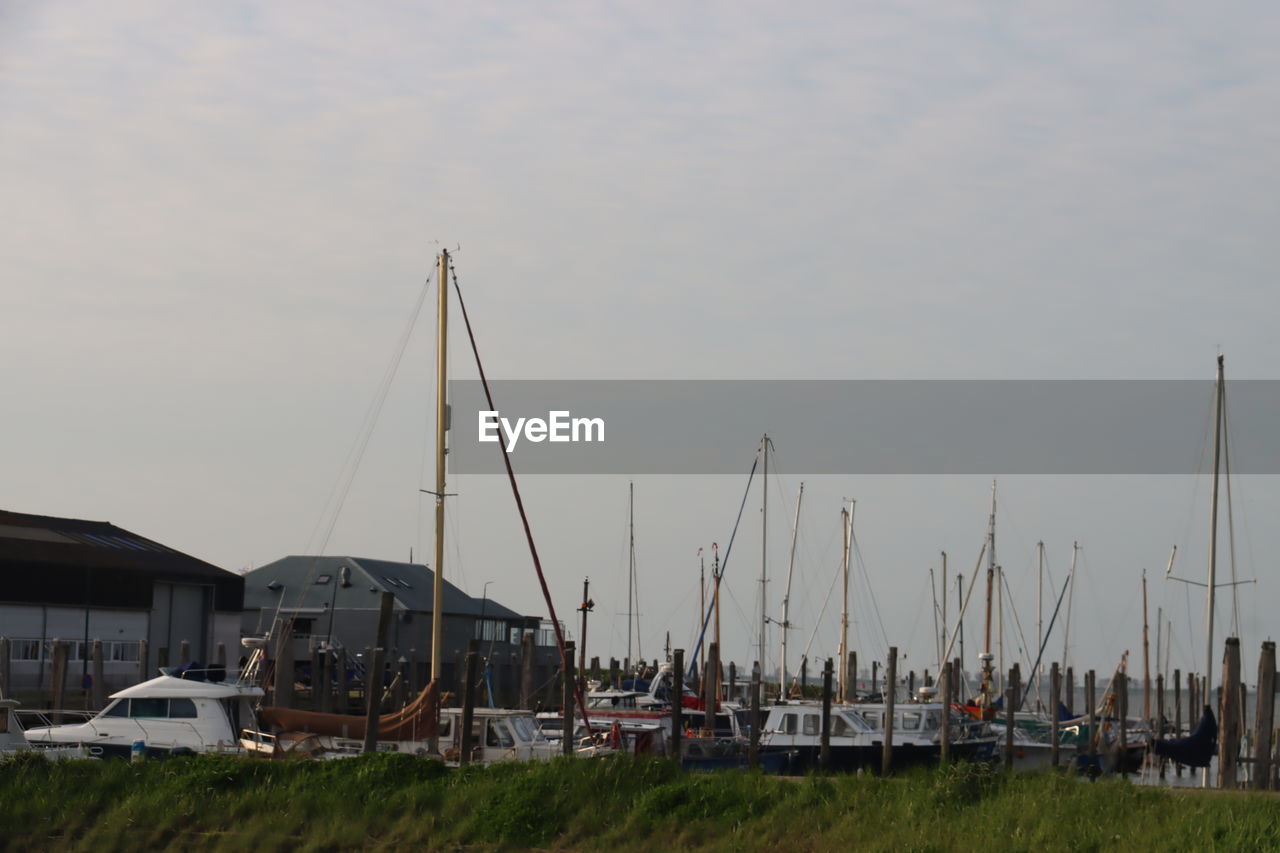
[850, 533, 890, 656]
[688, 452, 761, 673]
[999, 567, 1036, 675]
[788, 551, 843, 694]
[306, 277, 431, 560]
[450, 261, 594, 736]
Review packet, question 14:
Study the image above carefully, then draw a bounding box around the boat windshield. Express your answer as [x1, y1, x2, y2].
[510, 715, 542, 742]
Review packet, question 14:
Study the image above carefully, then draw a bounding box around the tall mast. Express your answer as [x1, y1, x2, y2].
[1036, 541, 1044, 711]
[940, 550, 948, 675]
[779, 483, 804, 696]
[1062, 541, 1077, 669]
[1204, 354, 1225, 784]
[980, 480, 997, 707]
[627, 481, 635, 668]
[759, 434, 769, 684]
[838, 500, 853, 701]
[1142, 569, 1151, 723]
[430, 249, 449, 682]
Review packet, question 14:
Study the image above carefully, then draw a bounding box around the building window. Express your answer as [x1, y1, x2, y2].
[474, 620, 505, 642]
[802, 714, 820, 736]
[12, 640, 42, 661]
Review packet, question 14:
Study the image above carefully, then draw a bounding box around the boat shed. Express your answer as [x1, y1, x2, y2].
[242, 556, 561, 704]
[0, 509, 244, 699]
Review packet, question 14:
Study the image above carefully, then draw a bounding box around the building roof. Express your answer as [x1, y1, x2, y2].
[243, 556, 525, 621]
[0, 509, 243, 610]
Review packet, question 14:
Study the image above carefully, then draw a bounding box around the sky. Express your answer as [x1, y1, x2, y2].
[3, 2, 1279, 687]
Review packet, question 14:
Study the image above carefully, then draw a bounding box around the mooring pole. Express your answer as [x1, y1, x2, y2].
[820, 657, 833, 771]
[940, 661, 952, 764]
[1254, 641, 1276, 791]
[881, 647, 897, 776]
[671, 648, 684, 763]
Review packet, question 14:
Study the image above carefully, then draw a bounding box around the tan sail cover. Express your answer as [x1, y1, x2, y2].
[259, 679, 439, 741]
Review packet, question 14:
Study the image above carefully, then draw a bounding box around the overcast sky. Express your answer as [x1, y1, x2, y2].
[3, 2, 1278, 686]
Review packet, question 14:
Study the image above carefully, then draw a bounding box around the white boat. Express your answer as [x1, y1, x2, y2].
[760, 701, 997, 773]
[24, 672, 263, 759]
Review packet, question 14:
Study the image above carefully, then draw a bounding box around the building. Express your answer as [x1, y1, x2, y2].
[0, 509, 244, 697]
[241, 556, 561, 704]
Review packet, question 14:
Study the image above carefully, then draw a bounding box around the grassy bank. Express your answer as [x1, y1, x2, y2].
[2, 753, 1276, 852]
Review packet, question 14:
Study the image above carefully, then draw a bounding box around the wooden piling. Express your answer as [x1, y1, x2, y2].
[1219, 637, 1241, 788]
[908, 670, 916, 698]
[846, 652, 857, 702]
[872, 660, 879, 696]
[562, 641, 576, 757]
[519, 632, 535, 710]
[749, 661, 761, 769]
[953, 657, 962, 704]
[939, 661, 951, 764]
[1065, 666, 1075, 716]
[1086, 669, 1097, 769]
[590, 656, 600, 685]
[91, 640, 105, 710]
[1050, 662, 1060, 769]
[729, 661, 737, 701]
[671, 648, 684, 762]
[800, 658, 809, 700]
[881, 647, 897, 776]
[1156, 673, 1166, 778]
[1174, 668, 1182, 777]
[609, 657, 619, 689]
[459, 639, 479, 765]
[821, 657, 833, 771]
[704, 642, 719, 734]
[1005, 667, 1016, 772]
[1254, 641, 1276, 791]
[1117, 671, 1128, 775]
[50, 640, 67, 723]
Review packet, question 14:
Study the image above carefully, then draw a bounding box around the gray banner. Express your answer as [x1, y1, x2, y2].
[447, 380, 1278, 474]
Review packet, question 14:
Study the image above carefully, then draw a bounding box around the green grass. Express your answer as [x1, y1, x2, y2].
[1, 753, 1277, 852]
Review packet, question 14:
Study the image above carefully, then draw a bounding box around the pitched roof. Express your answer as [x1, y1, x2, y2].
[243, 556, 525, 621]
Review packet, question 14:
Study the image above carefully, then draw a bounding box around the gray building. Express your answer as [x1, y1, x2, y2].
[242, 556, 560, 703]
[0, 508, 244, 699]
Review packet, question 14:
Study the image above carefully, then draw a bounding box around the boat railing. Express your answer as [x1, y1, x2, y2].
[14, 709, 96, 730]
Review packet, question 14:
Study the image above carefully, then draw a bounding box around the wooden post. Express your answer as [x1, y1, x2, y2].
[1174, 668, 1183, 777]
[703, 642, 719, 734]
[91, 640, 105, 710]
[1156, 673, 1166, 778]
[953, 657, 962, 704]
[1254, 641, 1276, 791]
[562, 641, 576, 756]
[1086, 669, 1097, 770]
[800, 658, 808, 700]
[1219, 637, 1242, 788]
[608, 657, 619, 689]
[1050, 662, 1060, 769]
[590, 656, 600, 686]
[272, 630, 293, 710]
[1065, 666, 1075, 716]
[820, 657, 833, 771]
[748, 661, 761, 769]
[0, 637, 9, 699]
[908, 670, 916, 699]
[671, 648, 684, 762]
[872, 660, 879, 696]
[729, 661, 737, 702]
[881, 647, 897, 775]
[179, 639, 191, 666]
[519, 632, 535, 710]
[1004, 667, 1016, 772]
[1190, 672, 1199, 733]
[846, 652, 857, 703]
[362, 591, 396, 753]
[1117, 671, 1128, 776]
[458, 639, 478, 765]
[310, 645, 323, 708]
[939, 661, 951, 764]
[50, 640, 67, 723]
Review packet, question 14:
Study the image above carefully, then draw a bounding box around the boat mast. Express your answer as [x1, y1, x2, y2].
[839, 500, 853, 701]
[759, 434, 769, 690]
[1204, 354, 1225, 785]
[980, 480, 997, 708]
[939, 550, 948, 676]
[627, 481, 635, 669]
[699, 548, 706, 679]
[430, 249, 449, 683]
[779, 482, 804, 696]
[1142, 569, 1151, 723]
[1036, 541, 1044, 711]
